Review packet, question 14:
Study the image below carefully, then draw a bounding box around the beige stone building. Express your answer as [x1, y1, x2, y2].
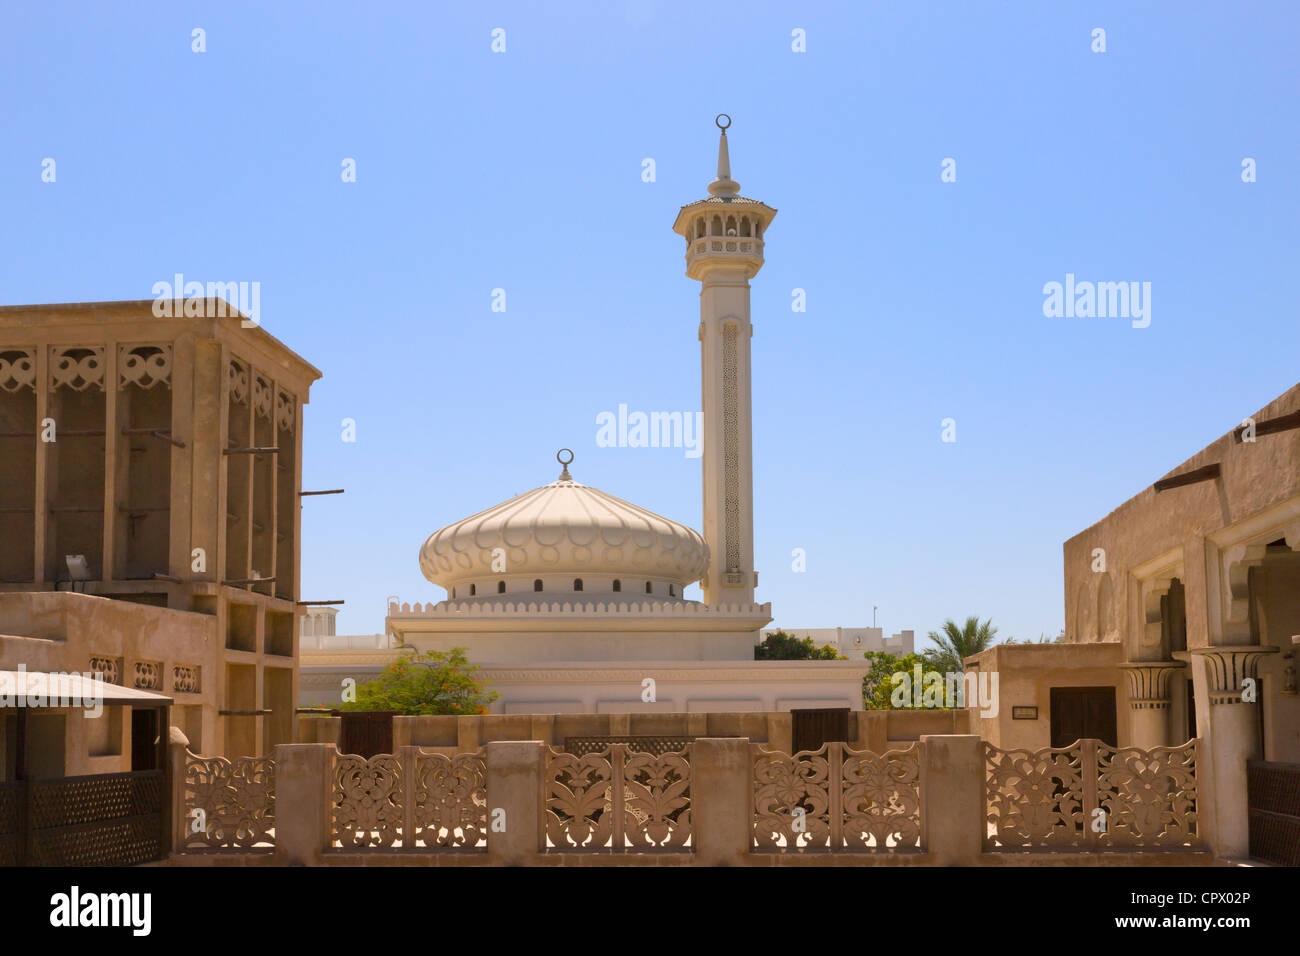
[968, 381, 1300, 857]
[0, 300, 319, 772]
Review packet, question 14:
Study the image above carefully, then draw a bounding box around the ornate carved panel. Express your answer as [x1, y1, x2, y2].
[275, 390, 295, 432]
[624, 749, 692, 849]
[172, 665, 201, 694]
[842, 743, 921, 850]
[49, 346, 105, 392]
[118, 344, 172, 390]
[183, 753, 275, 849]
[412, 751, 487, 849]
[253, 375, 272, 421]
[984, 742, 1086, 848]
[0, 349, 36, 393]
[228, 359, 249, 405]
[88, 656, 122, 686]
[132, 660, 161, 691]
[753, 743, 921, 853]
[332, 753, 403, 849]
[545, 747, 613, 850]
[1097, 741, 1199, 846]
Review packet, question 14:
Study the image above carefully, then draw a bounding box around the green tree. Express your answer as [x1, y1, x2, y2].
[340, 647, 498, 716]
[754, 630, 843, 660]
[861, 651, 952, 710]
[922, 617, 998, 673]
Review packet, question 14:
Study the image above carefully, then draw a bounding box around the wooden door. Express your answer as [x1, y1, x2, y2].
[339, 711, 394, 757]
[791, 708, 850, 755]
[131, 708, 160, 771]
[1049, 687, 1117, 748]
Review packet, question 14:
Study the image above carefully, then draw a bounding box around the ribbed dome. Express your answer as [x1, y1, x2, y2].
[419, 463, 709, 592]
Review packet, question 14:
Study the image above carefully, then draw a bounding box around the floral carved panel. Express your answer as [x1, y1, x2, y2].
[984, 742, 1086, 848]
[623, 749, 692, 850]
[752, 746, 831, 851]
[1097, 741, 1199, 846]
[842, 743, 921, 851]
[183, 753, 275, 849]
[332, 753, 402, 849]
[413, 751, 487, 849]
[545, 748, 613, 850]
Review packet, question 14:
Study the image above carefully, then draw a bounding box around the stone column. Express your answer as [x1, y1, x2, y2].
[485, 741, 543, 865]
[1191, 646, 1276, 858]
[692, 738, 751, 865]
[168, 726, 190, 854]
[1119, 661, 1185, 748]
[920, 735, 983, 865]
[273, 743, 333, 865]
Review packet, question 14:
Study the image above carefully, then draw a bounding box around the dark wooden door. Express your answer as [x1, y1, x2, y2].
[339, 711, 394, 757]
[1049, 687, 1117, 748]
[131, 708, 160, 771]
[791, 708, 850, 755]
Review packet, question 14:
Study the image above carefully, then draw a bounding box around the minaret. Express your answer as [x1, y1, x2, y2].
[672, 115, 776, 606]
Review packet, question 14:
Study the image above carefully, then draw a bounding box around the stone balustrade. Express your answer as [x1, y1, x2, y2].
[169, 734, 1210, 866]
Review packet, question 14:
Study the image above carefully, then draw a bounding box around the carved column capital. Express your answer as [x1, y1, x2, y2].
[1191, 645, 1278, 705]
[1119, 660, 1185, 710]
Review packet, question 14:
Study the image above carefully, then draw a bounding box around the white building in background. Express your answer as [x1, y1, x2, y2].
[300, 606, 389, 651]
[762, 627, 915, 657]
[299, 120, 872, 714]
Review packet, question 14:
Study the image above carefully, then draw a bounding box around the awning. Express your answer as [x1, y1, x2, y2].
[0, 670, 172, 707]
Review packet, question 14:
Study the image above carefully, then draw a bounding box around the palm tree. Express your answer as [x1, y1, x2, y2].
[923, 617, 998, 673]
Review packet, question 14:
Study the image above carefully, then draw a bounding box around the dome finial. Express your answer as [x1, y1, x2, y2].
[556, 448, 574, 481]
[708, 114, 740, 198]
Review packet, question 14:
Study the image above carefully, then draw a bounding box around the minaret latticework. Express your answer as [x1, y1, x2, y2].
[672, 115, 776, 607]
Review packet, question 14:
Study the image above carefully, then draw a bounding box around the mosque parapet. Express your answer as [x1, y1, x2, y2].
[388, 599, 773, 619]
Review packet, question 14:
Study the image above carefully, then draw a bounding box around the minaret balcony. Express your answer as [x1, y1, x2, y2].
[685, 236, 766, 277]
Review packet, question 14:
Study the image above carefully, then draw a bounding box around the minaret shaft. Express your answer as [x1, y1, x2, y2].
[699, 271, 755, 605]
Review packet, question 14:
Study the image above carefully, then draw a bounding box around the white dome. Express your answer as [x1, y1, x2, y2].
[419, 461, 709, 593]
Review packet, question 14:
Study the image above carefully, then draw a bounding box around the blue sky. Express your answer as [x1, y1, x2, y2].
[3, 2, 1297, 649]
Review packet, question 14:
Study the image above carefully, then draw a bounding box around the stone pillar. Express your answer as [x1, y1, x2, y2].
[485, 741, 543, 865]
[920, 735, 983, 865]
[765, 712, 792, 754]
[274, 743, 333, 865]
[1191, 646, 1277, 858]
[456, 715, 480, 753]
[1119, 661, 1185, 748]
[168, 726, 190, 854]
[692, 738, 751, 865]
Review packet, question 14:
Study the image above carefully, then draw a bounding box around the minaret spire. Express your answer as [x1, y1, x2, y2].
[707, 113, 740, 198]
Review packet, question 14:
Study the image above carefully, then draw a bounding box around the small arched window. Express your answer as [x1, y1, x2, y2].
[470, 584, 476, 596]
[573, 579, 583, 591]
[534, 579, 543, 592]
[668, 584, 675, 597]
[451, 587, 456, 599]
[710, 215, 722, 236]
[497, 581, 505, 594]
[645, 581, 653, 594]
[613, 579, 621, 592]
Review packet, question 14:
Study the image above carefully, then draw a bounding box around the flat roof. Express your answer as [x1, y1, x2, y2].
[0, 670, 172, 707]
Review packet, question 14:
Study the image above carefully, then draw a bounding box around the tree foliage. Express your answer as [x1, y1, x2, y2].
[861, 651, 950, 710]
[340, 647, 498, 716]
[921, 616, 998, 673]
[754, 630, 843, 660]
